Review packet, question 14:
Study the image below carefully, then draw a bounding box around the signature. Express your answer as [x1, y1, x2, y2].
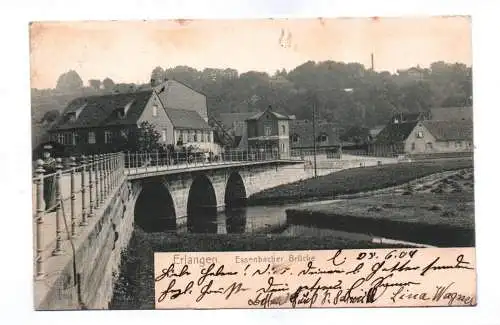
[390, 282, 475, 306]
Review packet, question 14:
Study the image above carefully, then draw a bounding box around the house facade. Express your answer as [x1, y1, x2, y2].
[289, 120, 342, 158]
[369, 120, 473, 157]
[49, 80, 215, 155]
[245, 106, 293, 159]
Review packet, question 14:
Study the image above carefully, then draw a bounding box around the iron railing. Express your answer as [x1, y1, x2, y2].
[123, 148, 305, 175]
[32, 152, 125, 280]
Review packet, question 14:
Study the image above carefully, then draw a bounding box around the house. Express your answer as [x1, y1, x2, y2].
[49, 80, 216, 155]
[218, 112, 259, 149]
[369, 119, 473, 157]
[289, 120, 342, 157]
[245, 106, 294, 159]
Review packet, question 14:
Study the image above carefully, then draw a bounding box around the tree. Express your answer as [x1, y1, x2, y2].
[150, 66, 166, 87]
[102, 77, 115, 91]
[56, 70, 83, 92]
[88, 79, 101, 91]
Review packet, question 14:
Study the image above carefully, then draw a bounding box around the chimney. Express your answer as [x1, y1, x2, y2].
[371, 53, 374, 71]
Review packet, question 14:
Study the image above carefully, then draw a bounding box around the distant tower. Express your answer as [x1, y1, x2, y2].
[370, 53, 374, 71]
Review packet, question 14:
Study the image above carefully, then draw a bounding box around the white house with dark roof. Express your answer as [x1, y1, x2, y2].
[49, 80, 217, 155]
[369, 119, 473, 157]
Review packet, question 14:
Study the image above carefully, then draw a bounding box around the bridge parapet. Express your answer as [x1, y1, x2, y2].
[124, 150, 304, 177]
[32, 152, 125, 281]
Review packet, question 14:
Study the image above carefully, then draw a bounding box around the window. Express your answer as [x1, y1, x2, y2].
[455, 141, 462, 148]
[201, 132, 205, 142]
[416, 130, 424, 138]
[426, 142, 433, 150]
[207, 132, 212, 143]
[71, 132, 79, 146]
[281, 125, 286, 135]
[264, 126, 272, 136]
[317, 134, 328, 143]
[104, 130, 113, 144]
[194, 132, 198, 142]
[57, 133, 64, 144]
[88, 131, 96, 144]
[291, 134, 299, 143]
[152, 105, 158, 117]
[161, 130, 167, 142]
[281, 143, 285, 152]
[411, 142, 416, 151]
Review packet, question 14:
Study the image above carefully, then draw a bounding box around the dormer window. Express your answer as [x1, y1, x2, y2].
[416, 130, 424, 138]
[66, 112, 77, 121]
[118, 100, 134, 119]
[291, 134, 299, 143]
[317, 133, 328, 143]
[65, 102, 86, 122]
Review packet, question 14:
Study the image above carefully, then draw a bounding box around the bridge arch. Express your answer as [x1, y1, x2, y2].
[224, 172, 248, 233]
[187, 174, 217, 233]
[224, 172, 248, 209]
[134, 181, 177, 232]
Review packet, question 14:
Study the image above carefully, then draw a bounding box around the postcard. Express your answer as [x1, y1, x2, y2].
[30, 17, 475, 310]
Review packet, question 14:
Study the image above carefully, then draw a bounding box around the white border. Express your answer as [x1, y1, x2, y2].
[0, 0, 498, 324]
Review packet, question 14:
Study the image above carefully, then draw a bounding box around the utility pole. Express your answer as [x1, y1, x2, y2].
[312, 97, 318, 178]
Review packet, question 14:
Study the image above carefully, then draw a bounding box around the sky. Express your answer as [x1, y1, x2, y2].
[29, 17, 472, 89]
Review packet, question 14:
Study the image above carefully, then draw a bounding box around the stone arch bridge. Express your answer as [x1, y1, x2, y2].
[33, 155, 315, 310]
[129, 161, 312, 233]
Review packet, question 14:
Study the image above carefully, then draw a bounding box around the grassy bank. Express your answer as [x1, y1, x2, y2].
[109, 228, 404, 310]
[287, 191, 474, 247]
[249, 158, 473, 205]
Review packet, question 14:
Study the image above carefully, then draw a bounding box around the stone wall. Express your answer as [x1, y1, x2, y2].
[35, 181, 138, 310]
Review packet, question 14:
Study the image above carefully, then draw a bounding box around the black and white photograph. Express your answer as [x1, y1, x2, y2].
[29, 17, 475, 310]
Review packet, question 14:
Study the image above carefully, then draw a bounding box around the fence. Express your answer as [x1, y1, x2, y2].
[32, 152, 125, 280]
[123, 148, 305, 174]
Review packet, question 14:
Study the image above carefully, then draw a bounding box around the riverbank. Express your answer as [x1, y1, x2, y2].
[286, 168, 475, 247]
[248, 158, 473, 205]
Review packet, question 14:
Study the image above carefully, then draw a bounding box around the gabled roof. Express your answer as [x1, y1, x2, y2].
[245, 106, 294, 121]
[219, 112, 258, 129]
[422, 120, 473, 141]
[290, 120, 341, 148]
[374, 121, 419, 144]
[51, 90, 154, 130]
[167, 109, 212, 130]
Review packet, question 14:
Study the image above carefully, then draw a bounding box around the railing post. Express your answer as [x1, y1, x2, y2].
[112, 153, 116, 189]
[99, 154, 104, 204]
[69, 157, 77, 238]
[135, 152, 138, 174]
[110, 153, 115, 189]
[104, 153, 109, 197]
[35, 159, 45, 279]
[88, 155, 94, 218]
[156, 150, 159, 171]
[52, 158, 64, 256]
[80, 155, 88, 226]
[94, 154, 100, 209]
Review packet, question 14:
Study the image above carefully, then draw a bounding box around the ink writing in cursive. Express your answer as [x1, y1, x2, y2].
[197, 263, 238, 286]
[157, 279, 194, 302]
[155, 264, 190, 282]
[420, 254, 474, 276]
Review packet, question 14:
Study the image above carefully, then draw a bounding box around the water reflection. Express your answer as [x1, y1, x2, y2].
[225, 208, 247, 233]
